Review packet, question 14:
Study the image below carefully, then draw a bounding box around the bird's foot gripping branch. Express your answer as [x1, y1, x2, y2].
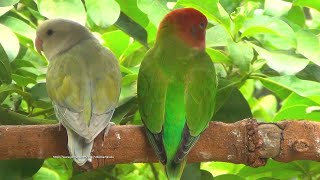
[0, 119, 320, 170]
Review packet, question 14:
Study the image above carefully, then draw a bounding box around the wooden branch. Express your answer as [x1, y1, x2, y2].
[0, 119, 320, 170]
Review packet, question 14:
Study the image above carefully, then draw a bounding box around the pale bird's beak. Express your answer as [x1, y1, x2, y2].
[35, 36, 43, 55]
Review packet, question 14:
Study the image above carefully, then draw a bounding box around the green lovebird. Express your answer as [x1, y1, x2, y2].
[35, 19, 121, 166]
[137, 8, 217, 180]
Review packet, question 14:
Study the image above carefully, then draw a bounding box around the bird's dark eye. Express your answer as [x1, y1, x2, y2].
[199, 22, 205, 29]
[46, 29, 53, 36]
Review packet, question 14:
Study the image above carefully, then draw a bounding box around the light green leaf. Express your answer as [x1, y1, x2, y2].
[0, 0, 19, 7]
[0, 24, 19, 62]
[34, 159, 72, 180]
[206, 48, 232, 64]
[242, 15, 296, 50]
[0, 16, 36, 42]
[260, 76, 320, 105]
[296, 30, 320, 66]
[0, 44, 11, 84]
[12, 74, 37, 87]
[273, 93, 320, 121]
[264, 0, 292, 17]
[206, 25, 232, 47]
[0, 6, 13, 16]
[102, 30, 130, 58]
[228, 41, 253, 72]
[116, 0, 149, 27]
[249, 43, 309, 75]
[36, 0, 86, 25]
[85, 0, 120, 28]
[240, 26, 280, 39]
[294, 0, 320, 12]
[215, 174, 244, 180]
[137, 0, 169, 27]
[285, 6, 306, 27]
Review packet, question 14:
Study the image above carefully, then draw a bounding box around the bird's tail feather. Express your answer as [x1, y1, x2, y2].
[66, 128, 93, 166]
[165, 159, 186, 180]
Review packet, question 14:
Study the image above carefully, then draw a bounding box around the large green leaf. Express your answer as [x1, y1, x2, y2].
[273, 93, 320, 121]
[12, 73, 37, 87]
[181, 163, 214, 180]
[0, 159, 44, 179]
[0, 16, 36, 43]
[285, 6, 306, 27]
[237, 160, 320, 179]
[116, 0, 149, 27]
[36, 0, 86, 25]
[249, 43, 309, 75]
[264, 0, 291, 17]
[242, 15, 296, 50]
[102, 30, 130, 58]
[206, 25, 232, 47]
[296, 30, 320, 66]
[206, 48, 232, 64]
[228, 41, 253, 72]
[114, 12, 148, 47]
[137, 0, 169, 27]
[0, 24, 19, 62]
[34, 159, 73, 180]
[0, 6, 13, 16]
[0, 44, 11, 84]
[85, 0, 120, 28]
[293, 0, 320, 11]
[0, 0, 19, 7]
[260, 76, 320, 105]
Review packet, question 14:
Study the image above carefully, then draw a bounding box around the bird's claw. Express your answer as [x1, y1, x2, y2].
[103, 122, 115, 141]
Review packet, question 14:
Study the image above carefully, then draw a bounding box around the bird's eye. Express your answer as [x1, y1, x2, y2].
[46, 29, 53, 36]
[199, 22, 205, 29]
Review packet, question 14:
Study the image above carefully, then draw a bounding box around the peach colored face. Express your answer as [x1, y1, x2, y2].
[159, 8, 208, 50]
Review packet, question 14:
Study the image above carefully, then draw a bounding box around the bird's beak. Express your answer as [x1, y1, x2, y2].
[35, 36, 43, 55]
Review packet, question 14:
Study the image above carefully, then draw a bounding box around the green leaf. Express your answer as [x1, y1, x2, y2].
[0, 16, 36, 43]
[137, 0, 169, 27]
[285, 6, 306, 27]
[85, 0, 120, 28]
[215, 80, 252, 122]
[0, 0, 19, 7]
[36, 0, 86, 25]
[201, 162, 245, 177]
[114, 12, 148, 47]
[116, 0, 149, 27]
[0, 159, 44, 179]
[252, 94, 278, 122]
[177, 0, 233, 32]
[0, 6, 13, 16]
[29, 82, 50, 102]
[34, 159, 73, 180]
[215, 174, 244, 180]
[249, 43, 309, 75]
[0, 44, 11, 84]
[0, 83, 32, 103]
[294, 0, 320, 11]
[181, 163, 202, 180]
[206, 25, 232, 47]
[264, 0, 291, 17]
[206, 48, 232, 64]
[237, 160, 319, 179]
[296, 30, 320, 66]
[228, 41, 253, 72]
[260, 76, 320, 105]
[273, 93, 320, 121]
[242, 15, 296, 50]
[12, 74, 37, 87]
[0, 24, 19, 62]
[240, 26, 280, 40]
[102, 30, 130, 58]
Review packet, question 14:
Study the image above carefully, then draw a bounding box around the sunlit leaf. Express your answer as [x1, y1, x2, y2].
[0, 24, 19, 62]
[296, 30, 320, 66]
[36, 0, 86, 25]
[0, 0, 19, 7]
[137, 0, 169, 27]
[85, 0, 120, 28]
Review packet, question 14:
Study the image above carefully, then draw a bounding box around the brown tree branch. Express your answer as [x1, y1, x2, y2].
[0, 119, 319, 170]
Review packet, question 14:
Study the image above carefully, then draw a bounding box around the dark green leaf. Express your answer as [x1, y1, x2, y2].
[0, 159, 44, 179]
[0, 44, 11, 84]
[114, 12, 148, 48]
[12, 73, 37, 87]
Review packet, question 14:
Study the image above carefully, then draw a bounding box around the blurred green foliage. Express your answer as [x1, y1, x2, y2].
[0, 0, 320, 179]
